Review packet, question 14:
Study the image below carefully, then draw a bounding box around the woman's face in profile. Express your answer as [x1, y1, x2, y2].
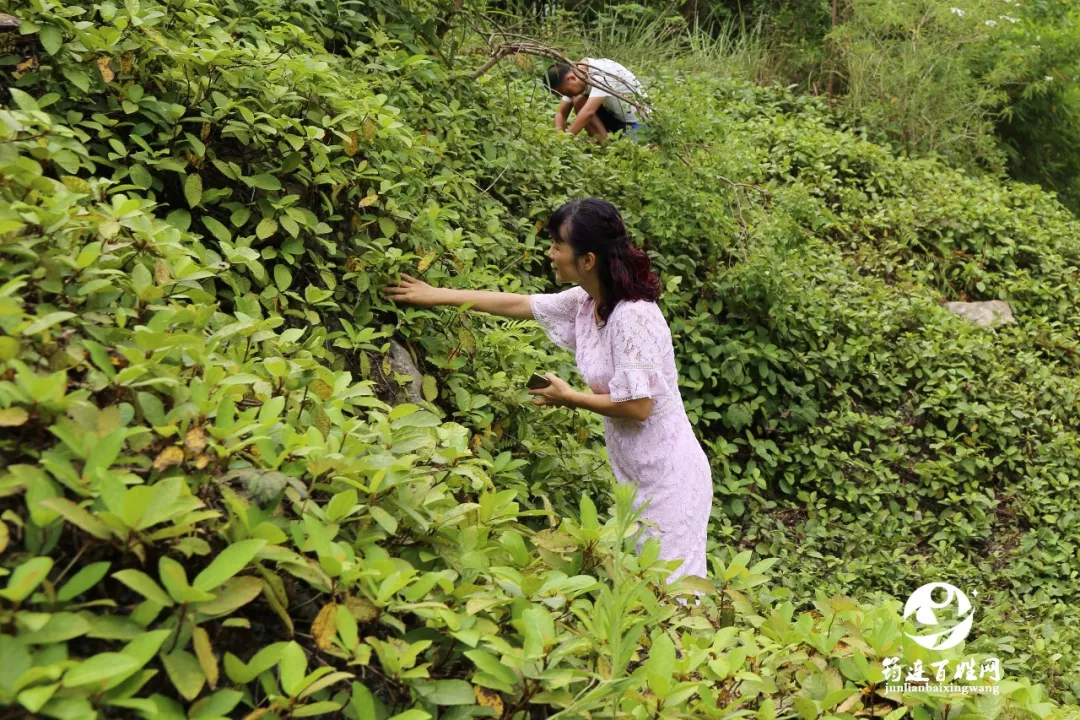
[548, 237, 580, 284]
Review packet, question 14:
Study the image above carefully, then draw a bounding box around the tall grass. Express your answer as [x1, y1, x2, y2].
[542, 4, 786, 85]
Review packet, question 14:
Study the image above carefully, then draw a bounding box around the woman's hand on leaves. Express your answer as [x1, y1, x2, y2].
[382, 273, 445, 308]
[528, 373, 575, 408]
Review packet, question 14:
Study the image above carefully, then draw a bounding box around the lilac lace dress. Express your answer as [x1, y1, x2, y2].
[530, 285, 713, 581]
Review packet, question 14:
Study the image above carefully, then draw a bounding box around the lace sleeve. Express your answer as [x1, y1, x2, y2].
[529, 285, 587, 353]
[608, 302, 671, 402]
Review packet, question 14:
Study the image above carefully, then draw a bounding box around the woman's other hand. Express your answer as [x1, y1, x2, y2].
[382, 273, 445, 308]
[528, 373, 575, 408]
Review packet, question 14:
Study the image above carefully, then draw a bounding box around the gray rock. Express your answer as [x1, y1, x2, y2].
[388, 339, 425, 404]
[942, 300, 1015, 327]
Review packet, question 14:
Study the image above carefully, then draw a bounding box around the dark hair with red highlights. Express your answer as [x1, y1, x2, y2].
[546, 198, 661, 326]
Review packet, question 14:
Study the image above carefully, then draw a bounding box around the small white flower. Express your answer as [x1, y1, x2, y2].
[1046, 75, 1054, 81]
[984, 19, 997, 25]
[999, 14, 1019, 22]
[950, 7, 965, 16]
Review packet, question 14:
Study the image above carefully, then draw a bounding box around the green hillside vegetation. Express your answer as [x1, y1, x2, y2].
[1, 0, 1080, 718]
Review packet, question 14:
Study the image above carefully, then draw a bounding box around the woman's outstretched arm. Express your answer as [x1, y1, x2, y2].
[383, 274, 533, 319]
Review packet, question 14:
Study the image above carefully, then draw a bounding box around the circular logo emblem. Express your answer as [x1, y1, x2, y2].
[902, 582, 974, 651]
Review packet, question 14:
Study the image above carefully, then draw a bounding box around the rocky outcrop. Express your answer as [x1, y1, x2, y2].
[388, 339, 425, 404]
[942, 300, 1015, 327]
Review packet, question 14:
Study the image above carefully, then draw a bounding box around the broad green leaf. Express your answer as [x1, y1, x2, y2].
[192, 539, 266, 592]
[415, 679, 475, 705]
[522, 606, 554, 659]
[195, 576, 263, 616]
[580, 494, 598, 531]
[7, 88, 38, 112]
[63, 68, 90, 92]
[40, 25, 63, 55]
[63, 653, 139, 688]
[57, 562, 111, 602]
[122, 629, 171, 665]
[646, 632, 675, 697]
[41, 498, 111, 540]
[28, 613, 92, 644]
[368, 505, 398, 534]
[190, 689, 244, 718]
[0, 557, 53, 603]
[327, 490, 358, 521]
[17, 683, 58, 713]
[184, 174, 203, 208]
[257, 217, 278, 239]
[202, 216, 231, 242]
[160, 556, 215, 603]
[166, 209, 191, 231]
[112, 569, 175, 607]
[279, 641, 307, 696]
[22, 312, 76, 336]
[249, 174, 282, 191]
[274, 264, 292, 290]
[162, 649, 206, 701]
[130, 165, 153, 189]
[293, 702, 344, 718]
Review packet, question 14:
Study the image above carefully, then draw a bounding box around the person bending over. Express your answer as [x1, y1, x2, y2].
[545, 58, 649, 145]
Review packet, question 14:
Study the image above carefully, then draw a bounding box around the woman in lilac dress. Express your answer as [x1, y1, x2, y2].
[383, 198, 713, 582]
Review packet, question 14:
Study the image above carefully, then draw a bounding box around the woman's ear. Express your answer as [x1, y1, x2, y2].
[580, 252, 597, 272]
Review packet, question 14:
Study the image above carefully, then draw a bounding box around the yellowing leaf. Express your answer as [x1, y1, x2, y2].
[152, 446, 184, 472]
[192, 626, 219, 689]
[61, 176, 91, 193]
[310, 380, 334, 401]
[343, 131, 359, 157]
[12, 56, 38, 80]
[154, 259, 172, 284]
[0, 520, 8, 556]
[313, 405, 330, 439]
[357, 194, 379, 208]
[312, 602, 339, 651]
[475, 685, 504, 714]
[256, 217, 278, 240]
[345, 596, 379, 622]
[362, 117, 376, 142]
[120, 53, 134, 73]
[422, 375, 437, 402]
[417, 251, 437, 274]
[458, 327, 475, 354]
[0, 408, 29, 427]
[185, 425, 207, 454]
[96, 56, 114, 83]
[531, 529, 578, 554]
[194, 453, 211, 470]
